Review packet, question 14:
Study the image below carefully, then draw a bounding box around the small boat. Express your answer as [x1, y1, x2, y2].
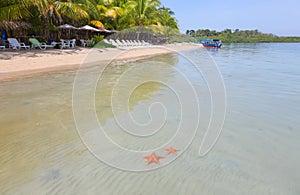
[201, 39, 222, 48]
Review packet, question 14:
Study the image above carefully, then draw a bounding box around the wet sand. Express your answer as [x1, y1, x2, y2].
[0, 43, 199, 81]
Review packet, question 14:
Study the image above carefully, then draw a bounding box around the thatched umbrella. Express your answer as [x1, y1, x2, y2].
[0, 21, 32, 30]
[0, 21, 32, 43]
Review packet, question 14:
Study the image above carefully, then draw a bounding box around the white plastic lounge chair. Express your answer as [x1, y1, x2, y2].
[69, 39, 76, 48]
[116, 39, 126, 47]
[29, 38, 54, 50]
[103, 39, 116, 47]
[7, 38, 30, 50]
[137, 40, 142, 46]
[134, 40, 142, 46]
[60, 39, 70, 49]
[140, 40, 149, 46]
[109, 39, 120, 47]
[121, 40, 129, 47]
[0, 45, 5, 50]
[80, 39, 87, 47]
[141, 40, 151, 46]
[129, 40, 136, 47]
[103, 39, 110, 44]
[125, 40, 133, 47]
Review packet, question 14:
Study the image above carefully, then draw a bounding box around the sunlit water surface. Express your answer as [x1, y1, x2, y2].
[1, 43, 300, 194]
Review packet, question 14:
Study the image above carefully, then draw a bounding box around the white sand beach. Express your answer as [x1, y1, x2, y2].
[0, 43, 199, 81]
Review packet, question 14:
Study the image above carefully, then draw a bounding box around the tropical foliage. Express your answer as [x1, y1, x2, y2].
[0, 0, 179, 38]
[187, 29, 300, 43]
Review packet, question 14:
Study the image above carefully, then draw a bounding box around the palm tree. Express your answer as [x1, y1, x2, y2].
[110, 0, 136, 29]
[0, 0, 34, 21]
[0, 0, 36, 38]
[156, 6, 178, 35]
[130, 0, 161, 26]
[91, 0, 134, 30]
[1, 0, 180, 39]
[95, 0, 123, 29]
[32, 0, 93, 37]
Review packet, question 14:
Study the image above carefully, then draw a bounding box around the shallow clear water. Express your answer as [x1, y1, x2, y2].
[0, 43, 299, 194]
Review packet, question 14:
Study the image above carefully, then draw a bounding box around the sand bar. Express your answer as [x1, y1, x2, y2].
[0, 43, 199, 81]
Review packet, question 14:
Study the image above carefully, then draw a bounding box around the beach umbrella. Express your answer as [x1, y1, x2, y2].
[78, 25, 101, 32]
[98, 28, 112, 33]
[109, 30, 118, 33]
[57, 24, 78, 30]
[78, 25, 114, 39]
[57, 24, 78, 39]
[79, 25, 114, 33]
[88, 21, 112, 33]
[79, 25, 103, 39]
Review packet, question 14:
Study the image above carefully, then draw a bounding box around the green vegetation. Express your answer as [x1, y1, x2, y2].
[1, 0, 299, 44]
[168, 34, 194, 43]
[186, 29, 300, 43]
[94, 41, 116, 48]
[91, 35, 104, 43]
[0, 0, 179, 38]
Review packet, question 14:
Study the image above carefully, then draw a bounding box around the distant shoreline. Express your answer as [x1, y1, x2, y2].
[222, 41, 300, 43]
[195, 38, 300, 44]
[184, 29, 300, 43]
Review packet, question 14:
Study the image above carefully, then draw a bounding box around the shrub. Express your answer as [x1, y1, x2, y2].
[91, 35, 104, 44]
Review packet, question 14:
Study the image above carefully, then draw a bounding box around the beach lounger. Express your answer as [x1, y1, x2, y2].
[125, 40, 133, 47]
[29, 38, 54, 50]
[109, 39, 120, 47]
[116, 39, 126, 47]
[80, 39, 87, 47]
[103, 39, 110, 44]
[141, 40, 151, 46]
[137, 40, 143, 46]
[103, 39, 112, 46]
[128, 40, 136, 47]
[7, 38, 30, 50]
[0, 45, 5, 50]
[70, 39, 76, 48]
[121, 40, 129, 47]
[133, 40, 141, 47]
[60, 39, 70, 49]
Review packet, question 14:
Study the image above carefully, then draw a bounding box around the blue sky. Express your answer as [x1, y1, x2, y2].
[160, 0, 300, 36]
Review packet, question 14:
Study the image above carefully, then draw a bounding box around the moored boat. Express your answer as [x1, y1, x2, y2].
[201, 39, 222, 48]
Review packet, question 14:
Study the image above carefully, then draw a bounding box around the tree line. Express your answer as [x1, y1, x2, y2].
[0, 0, 179, 38]
[186, 29, 300, 43]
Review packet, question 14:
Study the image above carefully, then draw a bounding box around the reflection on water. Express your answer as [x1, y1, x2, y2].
[95, 54, 179, 125]
[1, 44, 300, 194]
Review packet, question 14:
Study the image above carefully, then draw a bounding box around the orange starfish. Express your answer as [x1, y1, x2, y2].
[165, 147, 180, 155]
[144, 152, 164, 165]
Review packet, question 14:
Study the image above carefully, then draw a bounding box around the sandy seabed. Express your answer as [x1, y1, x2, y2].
[0, 43, 199, 81]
